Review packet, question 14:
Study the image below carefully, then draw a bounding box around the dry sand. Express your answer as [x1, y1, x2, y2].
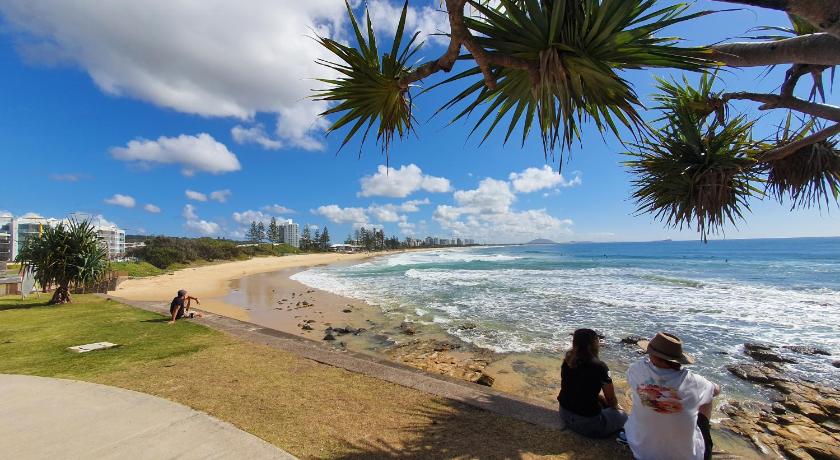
[112, 253, 381, 321]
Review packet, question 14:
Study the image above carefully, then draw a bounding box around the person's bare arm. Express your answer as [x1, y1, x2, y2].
[168, 307, 178, 324]
[699, 383, 721, 418]
[602, 383, 619, 408]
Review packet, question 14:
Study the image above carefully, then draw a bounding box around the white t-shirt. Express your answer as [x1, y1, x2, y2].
[625, 358, 716, 460]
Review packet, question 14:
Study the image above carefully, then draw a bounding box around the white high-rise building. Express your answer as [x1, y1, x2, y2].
[278, 220, 300, 248]
[2, 214, 126, 261]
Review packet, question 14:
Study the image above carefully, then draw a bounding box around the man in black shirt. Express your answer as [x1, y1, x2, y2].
[169, 289, 200, 324]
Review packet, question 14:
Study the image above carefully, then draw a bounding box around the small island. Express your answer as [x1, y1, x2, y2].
[526, 238, 557, 245]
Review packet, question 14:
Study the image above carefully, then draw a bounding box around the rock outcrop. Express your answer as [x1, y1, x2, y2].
[723, 344, 840, 459]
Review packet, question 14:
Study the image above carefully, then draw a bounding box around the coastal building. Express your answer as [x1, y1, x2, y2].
[278, 220, 300, 248]
[0, 215, 11, 262]
[2, 214, 126, 261]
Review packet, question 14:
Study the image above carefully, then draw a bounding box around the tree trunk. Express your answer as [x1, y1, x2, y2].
[49, 283, 72, 304]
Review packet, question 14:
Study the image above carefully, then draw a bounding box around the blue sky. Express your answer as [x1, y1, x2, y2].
[0, 1, 837, 243]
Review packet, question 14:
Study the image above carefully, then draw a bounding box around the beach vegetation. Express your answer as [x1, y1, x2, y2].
[15, 219, 110, 304]
[314, 0, 840, 239]
[128, 236, 298, 269]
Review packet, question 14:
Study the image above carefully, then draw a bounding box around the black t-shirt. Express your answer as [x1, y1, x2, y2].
[557, 358, 612, 417]
[170, 296, 185, 315]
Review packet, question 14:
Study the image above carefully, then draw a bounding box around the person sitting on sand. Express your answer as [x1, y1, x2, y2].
[557, 328, 627, 438]
[624, 332, 720, 460]
[168, 289, 201, 324]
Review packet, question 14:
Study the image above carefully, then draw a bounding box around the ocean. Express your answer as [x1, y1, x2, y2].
[291, 237, 840, 393]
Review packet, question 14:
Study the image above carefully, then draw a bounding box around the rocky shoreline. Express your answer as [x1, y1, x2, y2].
[721, 343, 840, 459]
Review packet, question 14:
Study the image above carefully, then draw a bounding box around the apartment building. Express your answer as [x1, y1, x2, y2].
[0, 215, 126, 261]
[278, 220, 300, 248]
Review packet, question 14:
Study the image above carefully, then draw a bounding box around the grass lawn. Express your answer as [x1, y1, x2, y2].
[0, 294, 628, 459]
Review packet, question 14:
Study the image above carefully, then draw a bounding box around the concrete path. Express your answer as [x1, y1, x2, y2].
[111, 296, 565, 432]
[0, 374, 297, 460]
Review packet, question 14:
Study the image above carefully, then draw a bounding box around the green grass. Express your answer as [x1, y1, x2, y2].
[0, 294, 225, 379]
[110, 261, 168, 277]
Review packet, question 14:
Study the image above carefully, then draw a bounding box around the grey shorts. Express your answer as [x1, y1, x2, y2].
[560, 405, 628, 439]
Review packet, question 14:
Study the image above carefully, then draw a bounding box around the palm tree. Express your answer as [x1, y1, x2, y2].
[314, 1, 840, 238]
[16, 219, 110, 304]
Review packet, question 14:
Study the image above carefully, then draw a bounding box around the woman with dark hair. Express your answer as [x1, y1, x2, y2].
[557, 328, 627, 438]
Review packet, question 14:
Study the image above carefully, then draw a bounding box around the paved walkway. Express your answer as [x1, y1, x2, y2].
[110, 296, 565, 432]
[0, 374, 297, 460]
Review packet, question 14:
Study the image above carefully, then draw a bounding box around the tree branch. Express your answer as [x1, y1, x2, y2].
[758, 122, 840, 161]
[397, 0, 538, 91]
[722, 92, 840, 121]
[711, 33, 840, 67]
[715, 0, 840, 39]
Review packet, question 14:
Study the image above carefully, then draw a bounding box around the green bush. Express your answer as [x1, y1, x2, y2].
[129, 237, 299, 269]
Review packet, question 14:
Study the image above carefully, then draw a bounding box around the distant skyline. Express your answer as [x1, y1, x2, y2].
[1, 1, 838, 244]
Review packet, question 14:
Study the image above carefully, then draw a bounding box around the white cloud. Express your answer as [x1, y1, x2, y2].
[185, 219, 221, 236]
[434, 206, 574, 244]
[185, 190, 208, 202]
[182, 204, 220, 235]
[359, 164, 451, 198]
[143, 204, 161, 213]
[111, 133, 240, 176]
[0, 0, 349, 149]
[104, 194, 136, 208]
[368, 206, 401, 223]
[232, 210, 272, 225]
[400, 198, 430, 212]
[182, 204, 198, 220]
[433, 175, 575, 243]
[262, 204, 295, 214]
[367, 0, 449, 46]
[49, 173, 89, 182]
[209, 189, 232, 203]
[20, 212, 43, 219]
[397, 215, 416, 235]
[509, 165, 582, 193]
[313, 205, 368, 224]
[231, 124, 282, 150]
[453, 178, 516, 214]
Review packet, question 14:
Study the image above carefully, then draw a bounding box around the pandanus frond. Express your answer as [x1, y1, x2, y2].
[431, 0, 715, 159]
[312, 1, 421, 158]
[625, 75, 763, 240]
[765, 116, 840, 209]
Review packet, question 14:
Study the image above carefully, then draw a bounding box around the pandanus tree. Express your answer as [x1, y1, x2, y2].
[314, 0, 840, 239]
[16, 219, 110, 304]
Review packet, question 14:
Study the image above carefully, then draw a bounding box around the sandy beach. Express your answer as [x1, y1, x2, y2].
[113, 252, 383, 321]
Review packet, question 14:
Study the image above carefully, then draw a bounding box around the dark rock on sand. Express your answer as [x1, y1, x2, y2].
[458, 322, 477, 330]
[342, 308, 352, 313]
[727, 362, 789, 384]
[476, 373, 495, 387]
[400, 321, 417, 335]
[301, 324, 313, 331]
[323, 332, 336, 341]
[784, 345, 831, 356]
[621, 335, 646, 345]
[744, 343, 797, 364]
[352, 328, 366, 335]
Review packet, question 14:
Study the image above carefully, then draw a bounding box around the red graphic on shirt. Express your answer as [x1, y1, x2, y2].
[637, 384, 684, 413]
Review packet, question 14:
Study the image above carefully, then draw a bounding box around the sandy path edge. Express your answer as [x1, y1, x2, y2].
[110, 252, 388, 321]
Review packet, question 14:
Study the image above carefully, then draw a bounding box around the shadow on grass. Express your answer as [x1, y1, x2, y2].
[0, 299, 53, 311]
[333, 395, 631, 460]
[140, 318, 171, 323]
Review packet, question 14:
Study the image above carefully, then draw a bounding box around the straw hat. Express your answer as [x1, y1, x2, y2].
[638, 332, 694, 365]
